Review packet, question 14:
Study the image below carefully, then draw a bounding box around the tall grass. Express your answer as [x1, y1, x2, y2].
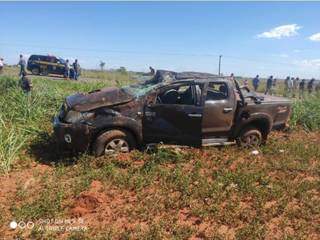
[0, 71, 319, 173]
[290, 94, 320, 131]
[0, 73, 135, 173]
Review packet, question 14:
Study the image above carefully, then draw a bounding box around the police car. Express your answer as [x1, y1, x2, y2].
[27, 55, 72, 76]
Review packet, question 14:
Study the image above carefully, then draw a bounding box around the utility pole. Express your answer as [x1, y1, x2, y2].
[218, 55, 222, 76]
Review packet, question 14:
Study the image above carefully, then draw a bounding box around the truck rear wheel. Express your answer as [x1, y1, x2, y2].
[236, 127, 262, 147]
[93, 129, 136, 156]
[41, 69, 48, 76]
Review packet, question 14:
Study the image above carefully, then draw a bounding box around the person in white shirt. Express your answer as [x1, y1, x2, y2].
[0, 58, 4, 74]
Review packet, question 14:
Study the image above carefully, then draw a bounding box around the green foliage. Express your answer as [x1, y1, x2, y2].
[290, 94, 320, 130]
[0, 73, 134, 173]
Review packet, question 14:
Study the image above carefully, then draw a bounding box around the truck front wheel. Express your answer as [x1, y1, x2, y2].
[31, 68, 40, 75]
[236, 127, 263, 147]
[93, 129, 136, 156]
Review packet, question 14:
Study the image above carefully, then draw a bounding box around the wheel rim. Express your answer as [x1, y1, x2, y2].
[105, 138, 129, 154]
[242, 134, 261, 147]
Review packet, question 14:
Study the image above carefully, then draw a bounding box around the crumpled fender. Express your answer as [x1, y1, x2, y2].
[90, 114, 143, 145]
[231, 112, 272, 139]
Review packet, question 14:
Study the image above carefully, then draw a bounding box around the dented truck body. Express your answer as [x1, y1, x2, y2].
[53, 70, 291, 155]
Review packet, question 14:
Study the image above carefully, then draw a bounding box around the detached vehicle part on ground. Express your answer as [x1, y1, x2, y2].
[53, 70, 291, 156]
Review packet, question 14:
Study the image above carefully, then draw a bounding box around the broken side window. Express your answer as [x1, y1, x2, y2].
[157, 83, 202, 105]
[206, 82, 228, 101]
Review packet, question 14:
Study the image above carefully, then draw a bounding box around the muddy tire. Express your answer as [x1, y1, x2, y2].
[93, 129, 136, 157]
[41, 68, 48, 76]
[31, 68, 40, 75]
[236, 127, 263, 147]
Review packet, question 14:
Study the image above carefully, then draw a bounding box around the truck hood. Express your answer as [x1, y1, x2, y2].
[66, 87, 134, 112]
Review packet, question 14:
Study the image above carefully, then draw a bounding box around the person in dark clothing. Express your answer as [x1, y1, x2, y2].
[308, 79, 315, 94]
[72, 59, 80, 80]
[265, 75, 273, 95]
[18, 54, 26, 77]
[19, 72, 32, 93]
[299, 79, 305, 99]
[64, 59, 70, 79]
[149, 66, 155, 76]
[252, 75, 260, 91]
[0, 58, 4, 74]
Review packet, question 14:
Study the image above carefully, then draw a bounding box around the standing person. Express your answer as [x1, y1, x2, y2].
[299, 79, 305, 99]
[243, 79, 249, 88]
[284, 76, 290, 97]
[72, 59, 80, 80]
[0, 58, 4, 74]
[18, 54, 27, 77]
[149, 66, 155, 76]
[64, 59, 70, 79]
[252, 75, 260, 91]
[316, 81, 320, 93]
[229, 73, 235, 81]
[308, 78, 315, 94]
[19, 71, 32, 93]
[265, 75, 273, 95]
[292, 77, 299, 98]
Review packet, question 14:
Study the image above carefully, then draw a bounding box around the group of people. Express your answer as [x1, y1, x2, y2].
[283, 76, 317, 98]
[229, 73, 319, 98]
[64, 59, 81, 80]
[16, 55, 81, 93]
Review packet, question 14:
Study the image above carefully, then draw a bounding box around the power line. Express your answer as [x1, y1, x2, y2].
[1, 42, 318, 76]
[0, 41, 304, 67]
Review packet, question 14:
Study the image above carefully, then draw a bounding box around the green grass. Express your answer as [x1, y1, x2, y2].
[1, 71, 320, 173]
[0, 72, 135, 173]
[0, 70, 320, 239]
[290, 94, 320, 130]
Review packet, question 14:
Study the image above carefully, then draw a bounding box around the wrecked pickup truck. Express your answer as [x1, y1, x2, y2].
[53, 70, 291, 156]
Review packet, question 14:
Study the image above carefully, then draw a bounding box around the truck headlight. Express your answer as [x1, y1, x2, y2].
[64, 110, 95, 123]
[64, 110, 83, 123]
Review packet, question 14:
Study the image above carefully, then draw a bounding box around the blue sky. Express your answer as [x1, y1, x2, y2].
[1, 2, 320, 78]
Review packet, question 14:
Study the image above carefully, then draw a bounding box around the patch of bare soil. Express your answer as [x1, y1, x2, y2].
[0, 163, 51, 236]
[69, 180, 140, 233]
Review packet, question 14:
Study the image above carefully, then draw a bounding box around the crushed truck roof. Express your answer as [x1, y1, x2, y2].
[151, 70, 224, 84]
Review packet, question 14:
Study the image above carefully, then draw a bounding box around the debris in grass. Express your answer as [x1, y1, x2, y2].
[251, 150, 259, 155]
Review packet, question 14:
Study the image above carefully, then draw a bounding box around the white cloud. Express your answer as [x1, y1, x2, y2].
[309, 33, 320, 42]
[295, 59, 320, 69]
[279, 53, 289, 58]
[271, 53, 289, 58]
[293, 49, 301, 53]
[257, 24, 302, 39]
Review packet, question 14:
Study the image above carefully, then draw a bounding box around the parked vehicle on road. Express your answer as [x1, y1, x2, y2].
[53, 70, 292, 156]
[27, 54, 71, 76]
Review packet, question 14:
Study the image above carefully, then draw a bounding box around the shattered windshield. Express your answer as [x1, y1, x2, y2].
[122, 81, 159, 98]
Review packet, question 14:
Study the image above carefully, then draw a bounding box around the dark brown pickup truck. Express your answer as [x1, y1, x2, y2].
[53, 70, 291, 156]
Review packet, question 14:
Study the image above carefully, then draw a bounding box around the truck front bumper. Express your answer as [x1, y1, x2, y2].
[53, 116, 93, 152]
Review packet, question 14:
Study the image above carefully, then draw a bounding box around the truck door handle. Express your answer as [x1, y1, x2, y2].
[188, 113, 202, 118]
[223, 107, 233, 113]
